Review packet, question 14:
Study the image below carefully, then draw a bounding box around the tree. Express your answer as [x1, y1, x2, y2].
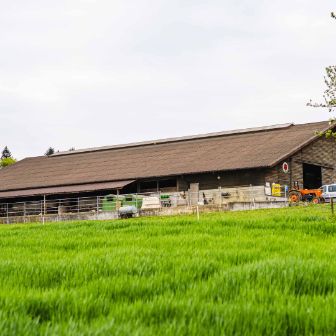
[307, 12, 336, 136]
[0, 146, 16, 168]
[45, 147, 55, 156]
[1, 157, 16, 168]
[307, 66, 336, 112]
[1, 146, 12, 159]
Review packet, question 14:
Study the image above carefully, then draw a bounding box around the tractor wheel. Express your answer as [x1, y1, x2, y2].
[312, 197, 325, 204]
[289, 190, 302, 203]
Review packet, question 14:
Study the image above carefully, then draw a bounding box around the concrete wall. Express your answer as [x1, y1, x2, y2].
[0, 211, 119, 225]
[0, 201, 289, 225]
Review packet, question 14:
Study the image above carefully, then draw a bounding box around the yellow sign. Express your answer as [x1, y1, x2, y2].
[272, 183, 281, 197]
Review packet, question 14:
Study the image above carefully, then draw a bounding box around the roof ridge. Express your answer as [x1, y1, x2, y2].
[52, 122, 295, 157]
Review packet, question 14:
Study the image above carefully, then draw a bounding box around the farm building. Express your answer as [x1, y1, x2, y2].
[0, 120, 335, 219]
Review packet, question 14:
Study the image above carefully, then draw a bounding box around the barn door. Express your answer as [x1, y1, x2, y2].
[303, 163, 322, 189]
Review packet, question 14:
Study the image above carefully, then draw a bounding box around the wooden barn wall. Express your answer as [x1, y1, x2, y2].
[177, 169, 266, 191]
[265, 136, 336, 187]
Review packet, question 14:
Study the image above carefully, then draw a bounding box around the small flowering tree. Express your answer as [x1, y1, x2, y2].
[307, 12, 336, 137]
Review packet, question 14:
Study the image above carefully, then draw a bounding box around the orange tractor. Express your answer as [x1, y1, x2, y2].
[288, 182, 324, 204]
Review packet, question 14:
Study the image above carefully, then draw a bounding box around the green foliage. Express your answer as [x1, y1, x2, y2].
[324, 66, 336, 112]
[0, 146, 16, 168]
[0, 207, 336, 335]
[0, 157, 16, 168]
[308, 66, 336, 113]
[308, 13, 336, 136]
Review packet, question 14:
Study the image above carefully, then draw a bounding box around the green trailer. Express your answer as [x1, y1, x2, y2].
[123, 195, 143, 209]
[102, 195, 125, 211]
[102, 194, 143, 211]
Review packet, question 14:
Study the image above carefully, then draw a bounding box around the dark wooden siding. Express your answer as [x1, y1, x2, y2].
[177, 169, 266, 191]
[265, 136, 336, 187]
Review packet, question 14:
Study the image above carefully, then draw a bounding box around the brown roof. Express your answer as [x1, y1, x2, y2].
[0, 121, 332, 196]
[0, 180, 134, 198]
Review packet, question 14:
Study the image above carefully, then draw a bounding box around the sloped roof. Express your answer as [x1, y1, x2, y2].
[0, 180, 135, 198]
[0, 121, 332, 196]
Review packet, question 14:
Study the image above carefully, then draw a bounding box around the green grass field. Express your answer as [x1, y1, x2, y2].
[0, 206, 336, 335]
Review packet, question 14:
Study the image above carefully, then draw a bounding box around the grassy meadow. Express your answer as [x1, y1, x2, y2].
[0, 206, 336, 335]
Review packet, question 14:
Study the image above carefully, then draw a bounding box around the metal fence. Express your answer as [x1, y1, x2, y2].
[0, 184, 289, 224]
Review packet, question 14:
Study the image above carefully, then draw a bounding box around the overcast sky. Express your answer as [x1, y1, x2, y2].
[1, 0, 335, 159]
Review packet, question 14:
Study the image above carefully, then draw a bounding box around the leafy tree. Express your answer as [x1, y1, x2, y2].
[308, 66, 336, 112]
[45, 147, 55, 156]
[308, 12, 336, 136]
[1, 146, 12, 159]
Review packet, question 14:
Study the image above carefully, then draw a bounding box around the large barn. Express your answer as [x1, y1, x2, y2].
[0, 121, 335, 206]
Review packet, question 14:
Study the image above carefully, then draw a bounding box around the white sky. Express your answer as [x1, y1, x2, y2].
[0, 0, 335, 159]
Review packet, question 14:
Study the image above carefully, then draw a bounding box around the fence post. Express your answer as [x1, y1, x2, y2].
[96, 196, 99, 220]
[77, 197, 80, 220]
[42, 195, 46, 225]
[6, 203, 9, 224]
[331, 198, 334, 217]
[249, 184, 253, 209]
[24, 202, 26, 223]
[219, 187, 222, 209]
[284, 185, 288, 207]
[40, 200, 43, 224]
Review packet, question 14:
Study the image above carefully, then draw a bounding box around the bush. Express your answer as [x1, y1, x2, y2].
[1, 157, 16, 168]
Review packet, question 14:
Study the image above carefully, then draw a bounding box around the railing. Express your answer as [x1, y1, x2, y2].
[0, 185, 289, 224]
